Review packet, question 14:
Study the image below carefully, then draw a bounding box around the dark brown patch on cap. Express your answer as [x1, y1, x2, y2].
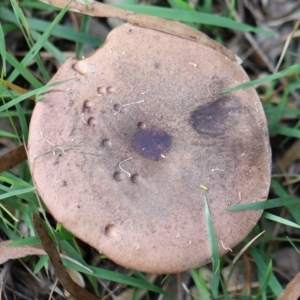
[190, 95, 241, 136]
[133, 129, 172, 160]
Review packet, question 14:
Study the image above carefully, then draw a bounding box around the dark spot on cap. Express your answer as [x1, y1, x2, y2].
[133, 129, 172, 160]
[190, 95, 240, 137]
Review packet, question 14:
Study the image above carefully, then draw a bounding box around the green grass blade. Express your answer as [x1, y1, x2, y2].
[167, 0, 194, 11]
[271, 179, 300, 225]
[0, 23, 6, 78]
[33, 255, 49, 274]
[221, 64, 300, 93]
[116, 4, 273, 34]
[0, 8, 102, 47]
[254, 260, 272, 300]
[10, 0, 50, 81]
[21, 1, 60, 10]
[60, 240, 91, 269]
[8, 236, 40, 247]
[203, 193, 220, 298]
[227, 197, 300, 210]
[0, 171, 33, 188]
[288, 80, 300, 92]
[0, 222, 19, 240]
[0, 130, 19, 138]
[16, 103, 28, 141]
[268, 88, 289, 132]
[6, 52, 43, 88]
[250, 248, 282, 297]
[263, 212, 300, 228]
[0, 201, 19, 223]
[286, 236, 300, 254]
[0, 187, 35, 201]
[81, 0, 93, 8]
[62, 259, 171, 297]
[270, 125, 300, 139]
[125, 0, 137, 4]
[60, 240, 100, 296]
[75, 15, 92, 57]
[7, 2, 70, 83]
[167, 0, 196, 28]
[31, 30, 67, 64]
[1, 92, 22, 144]
[220, 277, 231, 300]
[0, 78, 73, 112]
[190, 269, 210, 300]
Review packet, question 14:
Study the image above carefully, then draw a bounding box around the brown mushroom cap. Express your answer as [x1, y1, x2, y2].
[28, 24, 271, 274]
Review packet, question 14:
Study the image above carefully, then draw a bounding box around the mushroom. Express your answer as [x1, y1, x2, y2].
[28, 23, 271, 274]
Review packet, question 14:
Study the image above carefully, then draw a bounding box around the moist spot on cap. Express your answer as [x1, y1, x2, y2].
[133, 129, 172, 160]
[72, 60, 88, 75]
[154, 63, 160, 69]
[190, 95, 240, 136]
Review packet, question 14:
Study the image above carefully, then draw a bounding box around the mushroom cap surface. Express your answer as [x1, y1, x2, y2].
[28, 24, 271, 274]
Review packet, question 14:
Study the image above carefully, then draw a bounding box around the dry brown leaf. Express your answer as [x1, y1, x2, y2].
[1, 79, 35, 100]
[0, 240, 46, 264]
[278, 139, 300, 172]
[43, 0, 236, 62]
[277, 272, 300, 300]
[0, 144, 27, 173]
[32, 214, 101, 300]
[273, 247, 300, 282]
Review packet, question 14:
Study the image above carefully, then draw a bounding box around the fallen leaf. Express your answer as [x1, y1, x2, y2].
[45, 0, 236, 62]
[0, 240, 45, 264]
[277, 272, 300, 300]
[32, 214, 100, 300]
[0, 144, 27, 173]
